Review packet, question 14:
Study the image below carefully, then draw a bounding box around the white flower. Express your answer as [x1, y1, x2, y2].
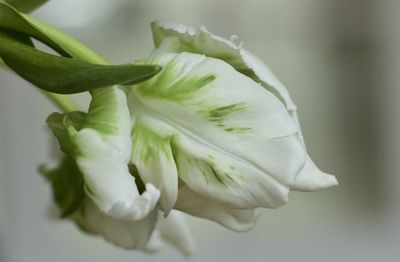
[43, 20, 337, 253]
[126, 20, 338, 230]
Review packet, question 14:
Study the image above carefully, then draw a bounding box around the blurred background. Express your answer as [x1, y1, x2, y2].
[1, 0, 400, 261]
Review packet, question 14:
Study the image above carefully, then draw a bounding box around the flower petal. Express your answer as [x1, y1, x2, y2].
[173, 132, 300, 209]
[129, 52, 304, 209]
[290, 112, 339, 191]
[131, 116, 178, 213]
[175, 185, 256, 232]
[68, 88, 160, 220]
[151, 20, 338, 191]
[73, 198, 158, 249]
[292, 155, 338, 191]
[157, 210, 196, 256]
[150, 20, 296, 111]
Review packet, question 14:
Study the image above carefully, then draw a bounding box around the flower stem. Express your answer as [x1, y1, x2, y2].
[42, 91, 80, 112]
[24, 15, 108, 64]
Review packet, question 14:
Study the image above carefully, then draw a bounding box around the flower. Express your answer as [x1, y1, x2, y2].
[42, 20, 338, 253]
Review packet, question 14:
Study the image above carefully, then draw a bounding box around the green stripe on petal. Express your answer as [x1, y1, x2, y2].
[151, 20, 296, 115]
[135, 54, 215, 103]
[131, 117, 178, 213]
[172, 133, 298, 209]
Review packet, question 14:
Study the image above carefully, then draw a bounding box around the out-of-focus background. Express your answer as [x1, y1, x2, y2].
[1, 0, 400, 261]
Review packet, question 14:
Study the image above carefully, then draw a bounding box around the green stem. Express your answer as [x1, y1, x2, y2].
[24, 15, 108, 64]
[42, 92, 80, 112]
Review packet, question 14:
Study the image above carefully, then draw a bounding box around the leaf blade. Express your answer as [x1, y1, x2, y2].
[4, 0, 48, 13]
[0, 31, 161, 94]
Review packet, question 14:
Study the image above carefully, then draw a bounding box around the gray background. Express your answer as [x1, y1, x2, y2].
[1, 0, 400, 261]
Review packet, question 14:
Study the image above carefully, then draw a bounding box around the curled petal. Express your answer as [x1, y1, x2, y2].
[157, 210, 196, 256]
[68, 127, 160, 220]
[150, 20, 295, 111]
[141, 211, 196, 255]
[292, 155, 338, 191]
[73, 198, 158, 249]
[47, 87, 160, 220]
[131, 117, 178, 214]
[175, 186, 256, 232]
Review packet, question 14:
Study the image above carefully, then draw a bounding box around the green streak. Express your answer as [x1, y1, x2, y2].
[132, 121, 172, 165]
[137, 59, 215, 102]
[224, 127, 251, 133]
[208, 103, 246, 121]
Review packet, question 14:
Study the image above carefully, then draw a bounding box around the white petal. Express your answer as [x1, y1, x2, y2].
[175, 186, 256, 232]
[69, 87, 160, 220]
[151, 20, 296, 111]
[73, 198, 158, 249]
[131, 116, 178, 213]
[143, 230, 163, 253]
[290, 112, 339, 191]
[157, 210, 196, 256]
[150, 21, 338, 192]
[151, 20, 244, 68]
[292, 155, 338, 191]
[173, 132, 298, 209]
[142, 210, 196, 255]
[239, 49, 296, 111]
[129, 52, 304, 209]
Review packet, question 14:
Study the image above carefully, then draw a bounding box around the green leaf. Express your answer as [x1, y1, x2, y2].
[4, 0, 48, 13]
[39, 156, 85, 217]
[0, 31, 161, 94]
[0, 2, 162, 94]
[0, 1, 70, 56]
[0, 1, 105, 60]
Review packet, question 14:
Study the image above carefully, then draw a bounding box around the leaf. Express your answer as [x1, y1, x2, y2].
[0, 1, 70, 56]
[0, 31, 161, 94]
[4, 0, 48, 13]
[39, 156, 85, 217]
[0, 2, 162, 94]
